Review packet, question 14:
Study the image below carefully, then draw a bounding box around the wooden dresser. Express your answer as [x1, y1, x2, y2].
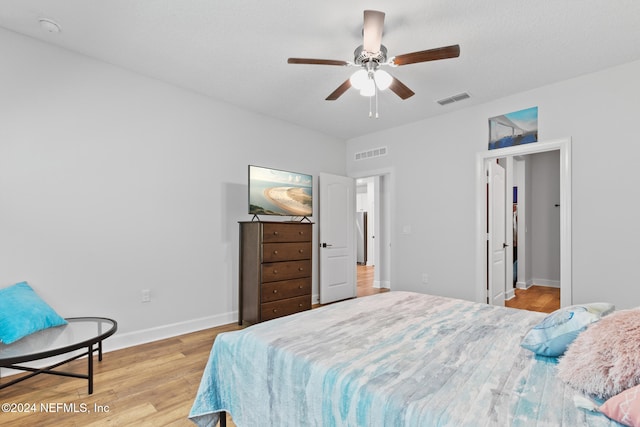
[239, 221, 313, 325]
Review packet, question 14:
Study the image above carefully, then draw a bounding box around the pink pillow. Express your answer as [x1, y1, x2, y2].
[558, 309, 640, 399]
[600, 384, 640, 426]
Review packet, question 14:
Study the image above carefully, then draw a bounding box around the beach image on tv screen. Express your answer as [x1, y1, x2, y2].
[249, 166, 312, 216]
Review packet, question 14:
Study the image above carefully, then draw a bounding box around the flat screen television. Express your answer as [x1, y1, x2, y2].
[248, 165, 313, 217]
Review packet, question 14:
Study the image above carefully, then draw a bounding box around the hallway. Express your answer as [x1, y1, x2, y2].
[357, 265, 389, 297]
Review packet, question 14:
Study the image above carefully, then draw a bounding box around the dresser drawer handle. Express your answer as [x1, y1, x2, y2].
[273, 289, 278, 294]
[273, 231, 279, 236]
[298, 249, 304, 254]
[299, 231, 304, 235]
[273, 250, 279, 255]
[273, 309, 278, 313]
[298, 267, 304, 271]
[299, 285, 303, 289]
[273, 269, 278, 274]
[298, 303, 303, 307]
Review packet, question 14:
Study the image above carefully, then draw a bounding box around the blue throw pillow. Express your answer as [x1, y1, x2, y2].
[0, 281, 67, 344]
[520, 302, 614, 357]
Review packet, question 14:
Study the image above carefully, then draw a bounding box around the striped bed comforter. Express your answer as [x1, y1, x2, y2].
[189, 291, 620, 426]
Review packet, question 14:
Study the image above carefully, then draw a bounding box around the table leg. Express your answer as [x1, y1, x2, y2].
[88, 344, 94, 395]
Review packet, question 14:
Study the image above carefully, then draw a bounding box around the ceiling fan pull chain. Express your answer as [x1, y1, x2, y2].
[369, 92, 373, 118]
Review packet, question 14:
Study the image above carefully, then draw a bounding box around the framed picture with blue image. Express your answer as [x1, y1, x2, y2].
[488, 106, 538, 150]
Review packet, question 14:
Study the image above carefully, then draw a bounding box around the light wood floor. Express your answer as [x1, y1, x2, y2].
[0, 322, 242, 427]
[357, 265, 389, 297]
[505, 285, 560, 313]
[0, 267, 385, 426]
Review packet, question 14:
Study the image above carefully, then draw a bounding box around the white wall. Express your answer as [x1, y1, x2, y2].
[0, 29, 345, 348]
[347, 59, 640, 310]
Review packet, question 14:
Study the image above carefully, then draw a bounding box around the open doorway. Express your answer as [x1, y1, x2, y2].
[476, 138, 572, 309]
[502, 151, 561, 313]
[354, 173, 392, 297]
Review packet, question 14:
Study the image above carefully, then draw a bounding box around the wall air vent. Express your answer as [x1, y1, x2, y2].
[354, 146, 388, 161]
[437, 92, 470, 106]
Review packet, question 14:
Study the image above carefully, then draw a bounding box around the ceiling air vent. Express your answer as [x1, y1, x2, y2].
[354, 146, 388, 161]
[437, 92, 470, 106]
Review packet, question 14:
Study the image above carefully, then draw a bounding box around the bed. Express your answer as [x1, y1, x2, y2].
[189, 291, 621, 426]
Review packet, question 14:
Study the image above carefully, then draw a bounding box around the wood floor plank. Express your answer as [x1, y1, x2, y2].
[357, 265, 389, 297]
[505, 285, 560, 313]
[83, 403, 158, 427]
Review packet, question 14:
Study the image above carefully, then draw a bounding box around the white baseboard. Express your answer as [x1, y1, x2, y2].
[105, 311, 238, 352]
[531, 278, 561, 288]
[505, 288, 516, 300]
[516, 279, 561, 290]
[373, 280, 390, 289]
[516, 281, 532, 290]
[0, 311, 238, 379]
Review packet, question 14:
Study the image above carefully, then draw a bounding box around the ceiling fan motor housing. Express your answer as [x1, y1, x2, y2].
[354, 45, 387, 65]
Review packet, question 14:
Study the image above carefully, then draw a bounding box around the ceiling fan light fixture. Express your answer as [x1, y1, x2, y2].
[374, 69, 392, 90]
[349, 69, 368, 90]
[359, 78, 376, 97]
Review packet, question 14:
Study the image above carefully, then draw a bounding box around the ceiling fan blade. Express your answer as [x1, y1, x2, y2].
[288, 58, 349, 66]
[363, 10, 385, 53]
[388, 77, 415, 100]
[392, 44, 460, 66]
[326, 79, 352, 101]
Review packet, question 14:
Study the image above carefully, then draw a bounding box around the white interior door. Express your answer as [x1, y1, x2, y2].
[319, 172, 356, 304]
[488, 161, 506, 306]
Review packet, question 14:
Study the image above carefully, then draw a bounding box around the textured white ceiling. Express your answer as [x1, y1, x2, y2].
[2, 0, 640, 140]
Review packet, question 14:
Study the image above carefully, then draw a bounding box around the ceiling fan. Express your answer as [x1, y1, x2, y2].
[288, 10, 460, 103]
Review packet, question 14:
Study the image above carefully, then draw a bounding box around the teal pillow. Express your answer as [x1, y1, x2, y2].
[0, 281, 67, 344]
[520, 303, 614, 357]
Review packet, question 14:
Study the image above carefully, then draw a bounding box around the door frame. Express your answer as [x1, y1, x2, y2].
[513, 156, 527, 292]
[349, 167, 395, 291]
[475, 137, 572, 307]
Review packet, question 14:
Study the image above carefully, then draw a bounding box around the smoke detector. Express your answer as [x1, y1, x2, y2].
[39, 18, 61, 33]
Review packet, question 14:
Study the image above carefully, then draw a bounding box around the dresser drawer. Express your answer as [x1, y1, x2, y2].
[262, 223, 312, 243]
[262, 242, 311, 262]
[261, 295, 311, 321]
[261, 278, 311, 303]
[261, 260, 311, 282]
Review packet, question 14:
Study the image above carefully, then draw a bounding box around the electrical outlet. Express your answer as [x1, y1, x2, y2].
[421, 273, 429, 284]
[141, 289, 151, 303]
